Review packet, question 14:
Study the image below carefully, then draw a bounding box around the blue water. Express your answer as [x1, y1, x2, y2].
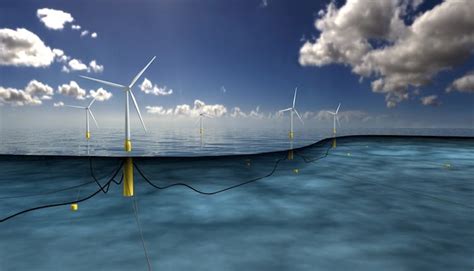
[0, 136, 473, 270]
[0, 127, 473, 156]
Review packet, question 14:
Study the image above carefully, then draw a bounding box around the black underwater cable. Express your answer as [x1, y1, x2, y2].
[134, 155, 289, 195]
[0, 159, 124, 223]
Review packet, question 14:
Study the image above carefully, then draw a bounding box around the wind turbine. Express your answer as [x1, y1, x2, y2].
[327, 103, 341, 135]
[79, 56, 155, 152]
[197, 111, 213, 136]
[279, 87, 303, 140]
[64, 97, 99, 140]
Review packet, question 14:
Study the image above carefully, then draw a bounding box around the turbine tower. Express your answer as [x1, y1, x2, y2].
[80, 56, 155, 152]
[279, 87, 303, 140]
[198, 111, 213, 136]
[327, 103, 341, 136]
[64, 97, 99, 140]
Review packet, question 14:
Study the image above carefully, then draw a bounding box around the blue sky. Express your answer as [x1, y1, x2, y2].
[0, 0, 473, 129]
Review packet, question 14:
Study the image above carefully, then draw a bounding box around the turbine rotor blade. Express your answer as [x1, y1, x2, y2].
[64, 105, 86, 109]
[294, 109, 304, 124]
[327, 111, 336, 115]
[128, 56, 156, 88]
[336, 103, 341, 114]
[88, 109, 99, 128]
[79, 75, 126, 89]
[129, 89, 147, 132]
[293, 87, 298, 108]
[88, 97, 97, 108]
[279, 107, 292, 113]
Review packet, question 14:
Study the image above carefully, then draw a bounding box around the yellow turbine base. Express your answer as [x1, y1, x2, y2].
[70, 203, 78, 211]
[86, 132, 91, 140]
[332, 138, 337, 148]
[123, 157, 134, 197]
[289, 131, 294, 140]
[124, 140, 132, 152]
[333, 128, 336, 134]
[288, 150, 294, 160]
[200, 128, 203, 135]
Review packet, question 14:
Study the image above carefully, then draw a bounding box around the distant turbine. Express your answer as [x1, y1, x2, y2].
[197, 111, 214, 135]
[327, 103, 341, 135]
[64, 97, 99, 140]
[279, 87, 303, 140]
[80, 56, 156, 152]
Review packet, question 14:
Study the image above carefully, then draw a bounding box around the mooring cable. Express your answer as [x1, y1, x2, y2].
[132, 196, 152, 271]
[134, 155, 289, 195]
[0, 159, 124, 223]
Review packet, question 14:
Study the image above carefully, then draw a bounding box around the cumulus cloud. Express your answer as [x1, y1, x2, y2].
[420, 95, 441, 106]
[302, 109, 372, 123]
[0, 80, 53, 106]
[299, 0, 474, 107]
[53, 101, 64, 107]
[146, 100, 227, 117]
[71, 24, 81, 30]
[62, 58, 103, 73]
[446, 71, 474, 93]
[88, 60, 104, 73]
[24, 80, 54, 100]
[91, 32, 98, 38]
[80, 30, 89, 37]
[139, 78, 173, 96]
[57, 81, 86, 100]
[37, 8, 74, 30]
[88, 88, 112, 101]
[0, 28, 56, 67]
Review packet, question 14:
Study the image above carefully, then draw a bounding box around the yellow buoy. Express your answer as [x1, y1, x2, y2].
[443, 163, 452, 169]
[293, 168, 299, 174]
[347, 153, 351, 156]
[123, 157, 134, 197]
[70, 203, 78, 211]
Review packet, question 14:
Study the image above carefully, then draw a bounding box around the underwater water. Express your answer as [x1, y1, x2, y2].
[0, 136, 473, 270]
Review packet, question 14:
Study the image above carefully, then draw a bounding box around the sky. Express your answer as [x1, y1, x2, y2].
[0, 0, 473, 130]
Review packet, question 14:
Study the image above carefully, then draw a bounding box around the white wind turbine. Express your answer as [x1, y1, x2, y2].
[197, 111, 213, 135]
[80, 56, 156, 152]
[279, 87, 303, 140]
[64, 97, 99, 140]
[327, 103, 341, 135]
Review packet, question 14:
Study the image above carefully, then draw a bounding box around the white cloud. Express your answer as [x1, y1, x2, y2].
[53, 101, 64, 107]
[88, 60, 103, 73]
[88, 87, 112, 101]
[57, 81, 86, 100]
[420, 95, 441, 106]
[0, 28, 56, 67]
[52, 48, 70, 63]
[221, 86, 227, 93]
[230, 107, 247, 118]
[24, 80, 54, 100]
[139, 78, 173, 96]
[37, 8, 74, 30]
[146, 100, 227, 117]
[0, 80, 53, 106]
[71, 25, 81, 30]
[91, 32, 98, 38]
[446, 71, 474, 93]
[260, 0, 268, 8]
[80, 30, 89, 37]
[67, 58, 88, 71]
[299, 0, 474, 107]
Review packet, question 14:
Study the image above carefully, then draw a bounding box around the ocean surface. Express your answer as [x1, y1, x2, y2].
[0, 127, 473, 156]
[0, 136, 473, 270]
